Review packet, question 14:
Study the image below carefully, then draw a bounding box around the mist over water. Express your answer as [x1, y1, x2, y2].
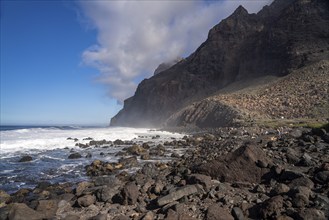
[0, 126, 184, 193]
[0, 126, 151, 155]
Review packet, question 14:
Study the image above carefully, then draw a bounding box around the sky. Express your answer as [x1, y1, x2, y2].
[0, 0, 272, 126]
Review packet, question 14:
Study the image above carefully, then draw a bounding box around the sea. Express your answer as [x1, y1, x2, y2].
[0, 125, 184, 193]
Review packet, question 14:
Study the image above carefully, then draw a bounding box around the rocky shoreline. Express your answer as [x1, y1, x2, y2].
[1, 125, 328, 220]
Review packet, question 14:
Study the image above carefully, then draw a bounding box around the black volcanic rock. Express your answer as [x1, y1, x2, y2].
[111, 0, 329, 128]
[154, 57, 182, 75]
[19, 156, 33, 162]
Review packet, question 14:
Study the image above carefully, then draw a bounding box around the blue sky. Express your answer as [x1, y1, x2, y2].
[1, 1, 121, 125]
[0, 0, 271, 126]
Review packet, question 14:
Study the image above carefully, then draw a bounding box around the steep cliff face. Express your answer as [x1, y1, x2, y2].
[111, 0, 329, 128]
[153, 58, 182, 76]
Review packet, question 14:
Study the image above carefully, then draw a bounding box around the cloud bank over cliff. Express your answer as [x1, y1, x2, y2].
[79, 0, 272, 103]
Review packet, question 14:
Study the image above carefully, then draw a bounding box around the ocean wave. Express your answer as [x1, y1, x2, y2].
[0, 127, 184, 155]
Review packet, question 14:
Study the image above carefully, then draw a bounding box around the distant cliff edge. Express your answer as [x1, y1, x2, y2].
[111, 0, 329, 128]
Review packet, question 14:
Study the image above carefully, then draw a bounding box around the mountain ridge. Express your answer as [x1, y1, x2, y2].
[111, 0, 329, 128]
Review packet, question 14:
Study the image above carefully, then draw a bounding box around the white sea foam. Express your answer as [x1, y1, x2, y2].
[0, 127, 183, 156]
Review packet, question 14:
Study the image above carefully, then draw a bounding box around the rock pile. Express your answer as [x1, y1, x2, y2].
[0, 125, 328, 219]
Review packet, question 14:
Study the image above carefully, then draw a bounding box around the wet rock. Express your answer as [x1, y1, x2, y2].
[157, 185, 200, 206]
[171, 152, 180, 158]
[10, 188, 31, 203]
[119, 156, 138, 168]
[18, 155, 32, 162]
[36, 200, 58, 219]
[77, 194, 96, 207]
[35, 181, 51, 190]
[89, 139, 107, 146]
[113, 139, 124, 145]
[125, 144, 146, 156]
[76, 143, 89, 148]
[86, 160, 118, 176]
[150, 144, 165, 156]
[141, 153, 150, 160]
[122, 182, 139, 205]
[260, 195, 284, 219]
[187, 174, 212, 190]
[207, 204, 234, 220]
[8, 203, 44, 220]
[68, 152, 82, 159]
[152, 135, 160, 139]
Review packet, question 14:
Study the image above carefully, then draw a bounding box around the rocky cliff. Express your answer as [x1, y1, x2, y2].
[111, 0, 329, 128]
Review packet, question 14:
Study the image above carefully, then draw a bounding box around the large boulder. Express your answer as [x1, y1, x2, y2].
[195, 144, 270, 183]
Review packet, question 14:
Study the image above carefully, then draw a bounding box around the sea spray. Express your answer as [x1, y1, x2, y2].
[0, 126, 185, 193]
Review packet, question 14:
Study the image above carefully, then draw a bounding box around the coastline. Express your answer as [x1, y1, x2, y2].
[1, 124, 328, 219]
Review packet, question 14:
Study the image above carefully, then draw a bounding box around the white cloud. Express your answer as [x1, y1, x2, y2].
[79, 0, 273, 103]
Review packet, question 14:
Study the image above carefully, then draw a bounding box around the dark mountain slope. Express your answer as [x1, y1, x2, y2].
[111, 0, 329, 127]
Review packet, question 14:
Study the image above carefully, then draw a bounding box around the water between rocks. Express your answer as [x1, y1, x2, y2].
[0, 126, 186, 193]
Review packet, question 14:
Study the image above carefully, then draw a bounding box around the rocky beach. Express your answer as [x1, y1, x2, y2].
[1, 124, 328, 220]
[1, 0, 328, 219]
